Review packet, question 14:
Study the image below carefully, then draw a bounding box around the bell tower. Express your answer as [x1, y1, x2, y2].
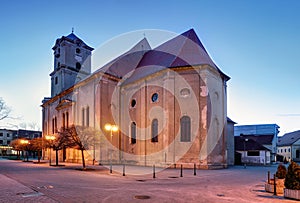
[50, 31, 94, 97]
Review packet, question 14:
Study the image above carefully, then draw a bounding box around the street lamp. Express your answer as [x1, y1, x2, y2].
[20, 139, 29, 161]
[243, 138, 248, 168]
[104, 124, 119, 140]
[104, 123, 118, 171]
[45, 135, 55, 166]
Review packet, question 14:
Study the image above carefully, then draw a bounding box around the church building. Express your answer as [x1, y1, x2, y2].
[42, 29, 230, 169]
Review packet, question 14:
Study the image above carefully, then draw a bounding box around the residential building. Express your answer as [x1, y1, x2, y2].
[0, 129, 42, 155]
[235, 136, 271, 165]
[277, 130, 300, 162]
[42, 29, 230, 169]
[234, 124, 279, 162]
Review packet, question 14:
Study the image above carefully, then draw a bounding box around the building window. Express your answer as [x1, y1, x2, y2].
[62, 113, 65, 129]
[55, 76, 58, 85]
[151, 93, 158, 102]
[66, 112, 69, 128]
[131, 99, 136, 108]
[131, 122, 136, 144]
[285, 149, 286, 153]
[288, 148, 291, 152]
[247, 151, 260, 156]
[82, 108, 85, 127]
[180, 116, 191, 142]
[296, 150, 300, 159]
[76, 48, 81, 54]
[281, 149, 282, 153]
[52, 118, 55, 134]
[76, 62, 81, 70]
[0, 140, 3, 145]
[86, 107, 89, 127]
[0, 133, 3, 137]
[7, 140, 10, 145]
[151, 119, 158, 142]
[7, 133, 10, 137]
[54, 117, 57, 133]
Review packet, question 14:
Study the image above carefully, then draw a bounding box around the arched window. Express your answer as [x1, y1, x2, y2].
[151, 119, 158, 142]
[62, 113, 65, 129]
[76, 62, 81, 70]
[82, 108, 85, 127]
[66, 112, 69, 128]
[131, 122, 136, 144]
[86, 107, 89, 127]
[180, 116, 191, 142]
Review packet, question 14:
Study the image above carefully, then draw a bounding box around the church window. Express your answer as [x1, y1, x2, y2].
[151, 119, 158, 142]
[180, 88, 190, 97]
[55, 77, 58, 85]
[76, 48, 81, 54]
[151, 93, 158, 102]
[131, 99, 136, 108]
[66, 112, 69, 128]
[82, 108, 85, 127]
[76, 62, 81, 70]
[62, 113, 65, 129]
[131, 122, 136, 144]
[58, 62, 60, 67]
[180, 116, 191, 142]
[52, 118, 55, 134]
[54, 117, 57, 133]
[86, 107, 89, 127]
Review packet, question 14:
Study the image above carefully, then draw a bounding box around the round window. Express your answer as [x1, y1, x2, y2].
[151, 93, 158, 102]
[76, 48, 81, 54]
[131, 99, 136, 107]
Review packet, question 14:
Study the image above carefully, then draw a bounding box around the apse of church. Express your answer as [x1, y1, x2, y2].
[42, 29, 230, 169]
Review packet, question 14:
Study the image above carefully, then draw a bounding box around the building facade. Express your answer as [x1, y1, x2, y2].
[277, 130, 300, 162]
[42, 29, 230, 169]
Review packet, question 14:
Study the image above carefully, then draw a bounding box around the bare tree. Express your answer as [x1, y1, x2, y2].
[0, 98, 11, 121]
[63, 125, 99, 170]
[47, 129, 73, 166]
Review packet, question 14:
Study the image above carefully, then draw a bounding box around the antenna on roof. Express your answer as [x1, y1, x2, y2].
[72, 27, 74, 33]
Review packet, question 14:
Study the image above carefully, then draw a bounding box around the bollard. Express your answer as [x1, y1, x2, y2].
[273, 174, 277, 196]
[194, 163, 196, 176]
[153, 165, 156, 179]
[110, 162, 112, 174]
[180, 164, 183, 177]
[123, 164, 125, 176]
[267, 171, 270, 184]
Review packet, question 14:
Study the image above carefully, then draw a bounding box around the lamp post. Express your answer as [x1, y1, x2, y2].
[243, 138, 248, 168]
[45, 135, 55, 166]
[20, 139, 29, 161]
[104, 124, 118, 169]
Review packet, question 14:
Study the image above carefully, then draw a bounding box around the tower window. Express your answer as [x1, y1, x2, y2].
[76, 48, 81, 54]
[131, 99, 136, 108]
[55, 77, 58, 85]
[76, 62, 81, 70]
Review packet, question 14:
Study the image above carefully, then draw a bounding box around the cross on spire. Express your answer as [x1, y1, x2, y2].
[72, 27, 74, 33]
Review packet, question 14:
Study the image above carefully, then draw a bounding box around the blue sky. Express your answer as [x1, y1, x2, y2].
[0, 0, 299, 135]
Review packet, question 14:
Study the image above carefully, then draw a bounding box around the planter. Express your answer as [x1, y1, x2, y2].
[284, 188, 300, 200]
[265, 179, 285, 194]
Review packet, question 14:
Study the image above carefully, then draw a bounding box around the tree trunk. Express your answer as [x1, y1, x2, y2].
[55, 149, 59, 166]
[81, 149, 86, 169]
[37, 150, 41, 163]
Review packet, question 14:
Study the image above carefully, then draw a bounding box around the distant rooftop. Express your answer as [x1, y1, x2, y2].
[278, 130, 300, 146]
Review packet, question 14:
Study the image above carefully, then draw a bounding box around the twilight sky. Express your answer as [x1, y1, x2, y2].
[0, 0, 299, 135]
